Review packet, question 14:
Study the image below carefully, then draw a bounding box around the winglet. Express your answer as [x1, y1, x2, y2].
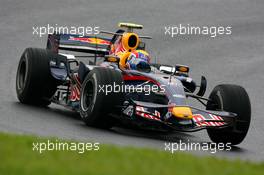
[118, 22, 143, 32]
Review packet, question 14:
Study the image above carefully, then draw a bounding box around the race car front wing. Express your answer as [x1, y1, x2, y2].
[121, 100, 237, 132]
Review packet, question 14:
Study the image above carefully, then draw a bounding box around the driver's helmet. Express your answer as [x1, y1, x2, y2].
[126, 50, 151, 72]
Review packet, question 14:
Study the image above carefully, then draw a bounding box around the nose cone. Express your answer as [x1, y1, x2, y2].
[172, 107, 193, 119]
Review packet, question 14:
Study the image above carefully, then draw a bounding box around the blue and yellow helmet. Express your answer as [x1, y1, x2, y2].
[126, 50, 151, 72]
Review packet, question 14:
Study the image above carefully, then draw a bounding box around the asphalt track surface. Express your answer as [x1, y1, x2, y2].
[0, 0, 264, 161]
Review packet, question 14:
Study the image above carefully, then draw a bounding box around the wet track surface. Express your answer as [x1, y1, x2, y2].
[0, 0, 264, 161]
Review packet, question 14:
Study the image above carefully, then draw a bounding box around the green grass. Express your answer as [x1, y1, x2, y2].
[0, 132, 263, 175]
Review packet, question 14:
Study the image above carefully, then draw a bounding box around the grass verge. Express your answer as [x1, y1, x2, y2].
[0, 132, 263, 175]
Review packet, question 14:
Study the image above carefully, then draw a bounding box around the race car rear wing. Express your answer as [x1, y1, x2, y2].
[47, 33, 111, 54]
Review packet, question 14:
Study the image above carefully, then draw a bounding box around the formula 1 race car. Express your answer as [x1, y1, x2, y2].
[16, 23, 251, 145]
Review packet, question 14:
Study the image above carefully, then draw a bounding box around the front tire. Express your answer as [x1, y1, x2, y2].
[80, 67, 124, 128]
[16, 48, 58, 106]
[206, 84, 251, 145]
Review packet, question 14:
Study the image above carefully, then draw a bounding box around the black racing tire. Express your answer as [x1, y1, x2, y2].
[80, 67, 124, 128]
[16, 48, 58, 106]
[206, 84, 251, 145]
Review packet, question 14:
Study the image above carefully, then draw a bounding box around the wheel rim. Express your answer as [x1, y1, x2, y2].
[17, 59, 27, 91]
[81, 80, 94, 112]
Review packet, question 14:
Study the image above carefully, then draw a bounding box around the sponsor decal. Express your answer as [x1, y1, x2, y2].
[69, 85, 80, 101]
[69, 74, 81, 101]
[192, 114, 226, 127]
[135, 106, 161, 121]
[69, 37, 110, 45]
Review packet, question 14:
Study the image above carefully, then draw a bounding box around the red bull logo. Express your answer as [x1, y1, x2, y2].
[69, 37, 110, 45]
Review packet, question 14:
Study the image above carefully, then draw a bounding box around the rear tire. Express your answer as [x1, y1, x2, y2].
[80, 67, 124, 128]
[16, 48, 58, 106]
[206, 84, 251, 145]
